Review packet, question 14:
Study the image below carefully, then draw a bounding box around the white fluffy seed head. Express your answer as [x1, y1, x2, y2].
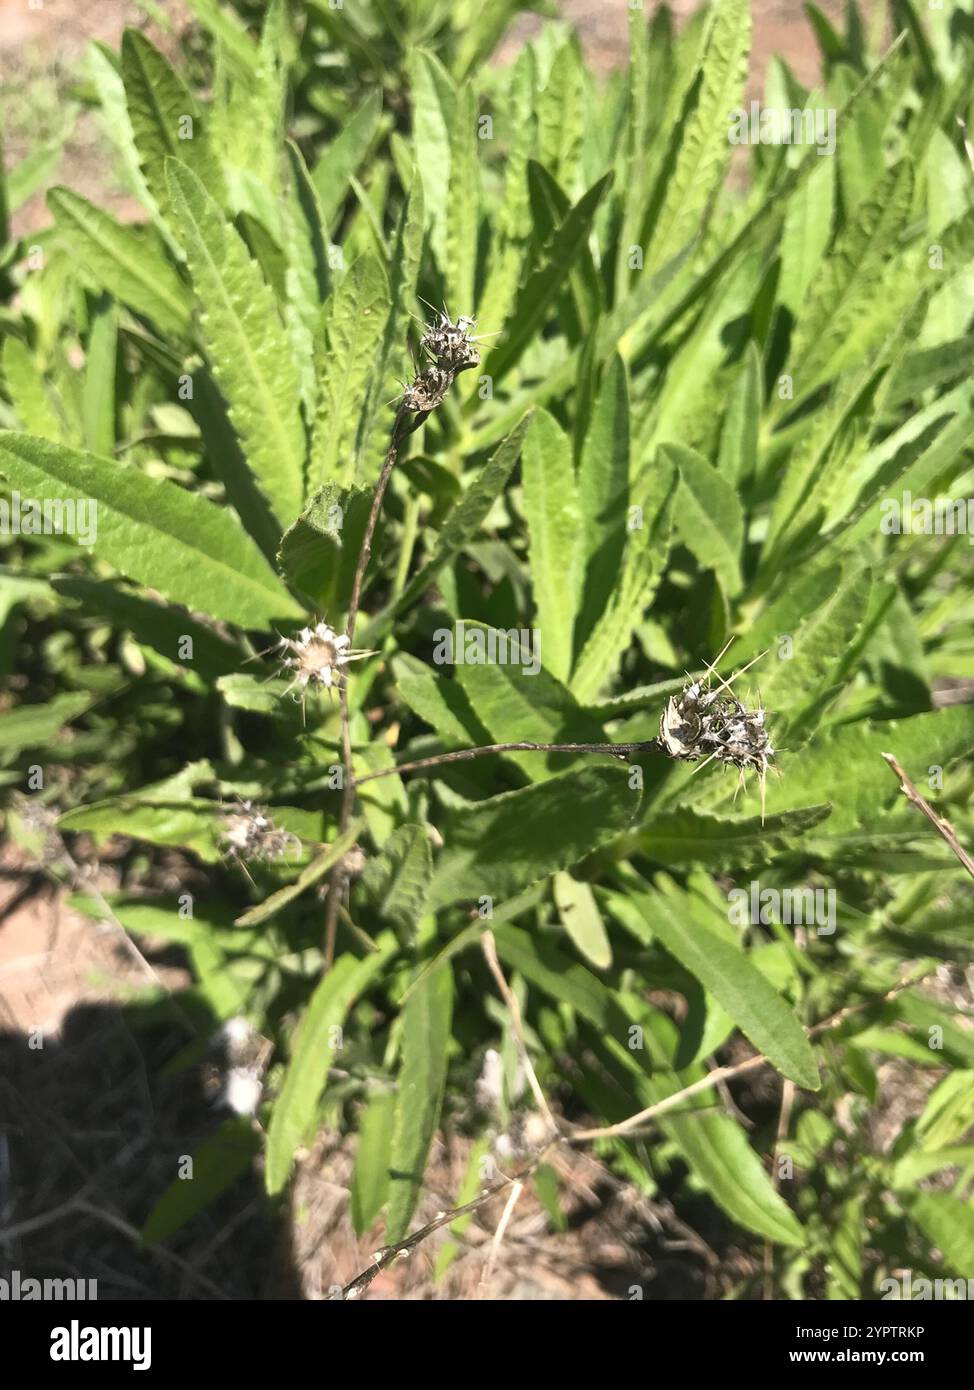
[223, 1068, 262, 1116]
[221, 1016, 254, 1048]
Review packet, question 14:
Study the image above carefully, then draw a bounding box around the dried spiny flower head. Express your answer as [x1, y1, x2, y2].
[420, 309, 481, 374]
[396, 307, 486, 415]
[711, 705, 774, 772]
[277, 620, 373, 696]
[656, 644, 777, 819]
[401, 364, 455, 413]
[219, 800, 298, 863]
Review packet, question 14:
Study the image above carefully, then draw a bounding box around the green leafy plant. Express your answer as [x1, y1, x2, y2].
[3, 0, 974, 1299]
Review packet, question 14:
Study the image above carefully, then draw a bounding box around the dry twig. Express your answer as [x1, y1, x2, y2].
[480, 930, 560, 1137]
[882, 751, 974, 882]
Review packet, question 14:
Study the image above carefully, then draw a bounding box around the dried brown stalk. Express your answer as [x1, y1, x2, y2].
[881, 751, 974, 883]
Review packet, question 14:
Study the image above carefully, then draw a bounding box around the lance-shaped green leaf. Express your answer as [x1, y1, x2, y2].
[613, 6, 654, 288]
[521, 408, 581, 681]
[454, 623, 606, 781]
[247, 0, 290, 192]
[0, 433, 302, 629]
[778, 154, 834, 318]
[624, 803, 832, 867]
[826, 1194, 865, 1299]
[166, 159, 306, 527]
[477, 47, 533, 336]
[718, 340, 761, 485]
[385, 962, 454, 1241]
[0, 692, 92, 756]
[643, 0, 750, 272]
[282, 140, 332, 413]
[143, 1119, 262, 1245]
[554, 871, 612, 970]
[575, 355, 630, 654]
[633, 887, 820, 1089]
[786, 160, 915, 399]
[669, 442, 744, 595]
[186, 915, 267, 1017]
[763, 294, 930, 559]
[666, 1094, 806, 1245]
[428, 766, 640, 911]
[48, 188, 191, 339]
[58, 797, 225, 862]
[891, 1146, 974, 1190]
[1, 338, 65, 440]
[536, 38, 584, 195]
[729, 560, 849, 667]
[393, 653, 490, 746]
[362, 170, 424, 460]
[752, 566, 874, 727]
[350, 1089, 396, 1235]
[122, 29, 225, 216]
[407, 50, 456, 267]
[484, 173, 613, 383]
[87, 39, 158, 216]
[527, 161, 603, 338]
[728, 703, 974, 832]
[571, 450, 677, 703]
[82, 297, 117, 458]
[310, 252, 390, 489]
[906, 1192, 974, 1280]
[454, 1, 532, 78]
[361, 823, 433, 947]
[821, 401, 973, 558]
[312, 89, 383, 228]
[266, 934, 398, 1194]
[446, 84, 479, 315]
[639, 252, 760, 463]
[189, 369, 283, 566]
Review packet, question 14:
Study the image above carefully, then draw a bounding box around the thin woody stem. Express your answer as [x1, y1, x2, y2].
[323, 401, 430, 972]
[479, 1179, 524, 1294]
[881, 750, 974, 883]
[481, 929, 560, 1137]
[322, 682, 355, 973]
[339, 1179, 525, 1299]
[345, 402, 415, 645]
[356, 739, 662, 785]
